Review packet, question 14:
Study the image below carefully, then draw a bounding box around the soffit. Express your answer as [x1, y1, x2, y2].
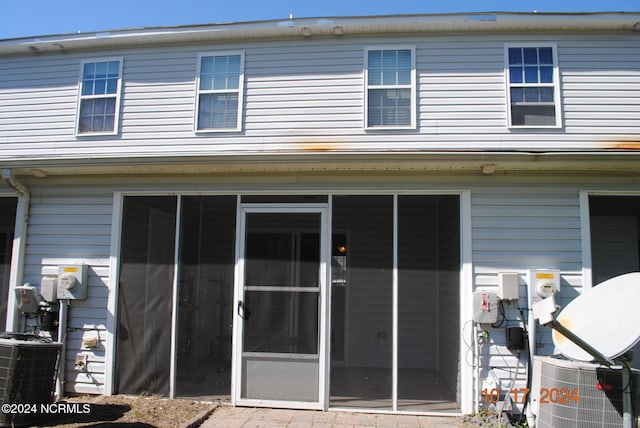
[7, 152, 640, 178]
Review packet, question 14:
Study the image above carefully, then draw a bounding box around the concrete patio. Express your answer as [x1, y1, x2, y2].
[200, 405, 465, 427]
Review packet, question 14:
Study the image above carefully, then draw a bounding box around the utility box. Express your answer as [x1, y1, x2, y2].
[472, 291, 499, 324]
[527, 269, 560, 306]
[57, 264, 87, 300]
[40, 277, 58, 303]
[498, 272, 520, 300]
[13, 285, 39, 314]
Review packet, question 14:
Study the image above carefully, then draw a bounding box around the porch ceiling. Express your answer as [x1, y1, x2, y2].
[7, 152, 640, 178]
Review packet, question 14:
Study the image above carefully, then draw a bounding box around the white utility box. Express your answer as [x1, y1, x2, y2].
[57, 264, 88, 300]
[527, 269, 560, 307]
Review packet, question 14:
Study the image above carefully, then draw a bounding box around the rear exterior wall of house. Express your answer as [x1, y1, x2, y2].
[0, 18, 639, 411]
[2, 173, 637, 399]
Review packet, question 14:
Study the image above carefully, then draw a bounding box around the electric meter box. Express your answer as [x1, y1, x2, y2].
[40, 277, 58, 303]
[527, 269, 560, 306]
[57, 264, 87, 300]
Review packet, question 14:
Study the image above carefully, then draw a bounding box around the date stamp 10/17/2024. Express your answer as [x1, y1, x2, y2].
[482, 387, 581, 405]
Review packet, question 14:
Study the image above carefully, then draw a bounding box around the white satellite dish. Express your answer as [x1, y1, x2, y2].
[552, 272, 640, 362]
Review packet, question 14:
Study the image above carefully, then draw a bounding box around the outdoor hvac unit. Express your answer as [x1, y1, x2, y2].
[533, 356, 640, 428]
[0, 333, 62, 427]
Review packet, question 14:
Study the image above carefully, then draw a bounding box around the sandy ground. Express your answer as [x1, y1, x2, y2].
[36, 395, 215, 428]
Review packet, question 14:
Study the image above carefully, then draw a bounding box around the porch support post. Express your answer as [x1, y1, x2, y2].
[392, 194, 398, 411]
[169, 196, 182, 398]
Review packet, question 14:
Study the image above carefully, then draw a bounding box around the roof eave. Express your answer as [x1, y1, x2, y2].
[1, 12, 639, 56]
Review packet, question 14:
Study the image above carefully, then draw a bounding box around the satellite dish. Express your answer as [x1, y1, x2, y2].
[552, 272, 640, 362]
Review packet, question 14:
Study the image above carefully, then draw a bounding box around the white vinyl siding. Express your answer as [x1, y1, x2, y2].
[505, 44, 561, 128]
[12, 170, 640, 410]
[0, 35, 638, 158]
[472, 189, 582, 272]
[23, 186, 114, 395]
[470, 186, 584, 410]
[364, 46, 416, 129]
[76, 58, 123, 135]
[471, 186, 584, 319]
[195, 52, 244, 132]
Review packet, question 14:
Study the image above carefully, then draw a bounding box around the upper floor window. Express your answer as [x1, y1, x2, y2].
[196, 52, 244, 132]
[506, 45, 561, 128]
[365, 47, 416, 129]
[76, 58, 123, 135]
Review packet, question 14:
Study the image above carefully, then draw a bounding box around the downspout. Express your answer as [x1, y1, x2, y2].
[2, 169, 30, 221]
[2, 170, 67, 398]
[2, 169, 30, 332]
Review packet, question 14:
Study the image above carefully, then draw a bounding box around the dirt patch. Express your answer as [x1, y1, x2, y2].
[36, 395, 215, 428]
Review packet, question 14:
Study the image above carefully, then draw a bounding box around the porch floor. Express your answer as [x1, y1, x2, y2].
[330, 367, 459, 412]
[175, 366, 459, 413]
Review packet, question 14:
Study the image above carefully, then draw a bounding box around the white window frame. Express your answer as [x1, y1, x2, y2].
[364, 45, 417, 130]
[504, 43, 562, 129]
[194, 51, 245, 133]
[75, 57, 123, 136]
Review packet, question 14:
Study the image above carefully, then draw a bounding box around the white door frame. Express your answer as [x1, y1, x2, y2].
[231, 202, 330, 409]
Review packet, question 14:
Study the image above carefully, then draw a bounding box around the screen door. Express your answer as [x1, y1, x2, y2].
[234, 205, 328, 408]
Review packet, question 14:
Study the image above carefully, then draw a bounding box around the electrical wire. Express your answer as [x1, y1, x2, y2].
[462, 320, 477, 366]
[512, 299, 531, 423]
[491, 299, 508, 328]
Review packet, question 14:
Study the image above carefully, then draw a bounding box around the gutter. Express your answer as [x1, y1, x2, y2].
[1, 12, 639, 56]
[2, 169, 30, 332]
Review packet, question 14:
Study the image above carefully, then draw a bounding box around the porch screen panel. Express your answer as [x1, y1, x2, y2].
[176, 196, 236, 397]
[398, 195, 460, 412]
[330, 196, 393, 409]
[115, 196, 177, 395]
[242, 214, 321, 354]
[0, 198, 17, 331]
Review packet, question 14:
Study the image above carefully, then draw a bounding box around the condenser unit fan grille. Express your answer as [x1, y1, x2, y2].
[537, 357, 639, 428]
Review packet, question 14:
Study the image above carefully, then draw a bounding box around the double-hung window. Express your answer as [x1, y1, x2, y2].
[365, 47, 416, 129]
[506, 45, 561, 128]
[76, 58, 123, 135]
[196, 52, 244, 132]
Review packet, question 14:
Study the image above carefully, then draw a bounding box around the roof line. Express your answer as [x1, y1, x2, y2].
[1, 11, 639, 56]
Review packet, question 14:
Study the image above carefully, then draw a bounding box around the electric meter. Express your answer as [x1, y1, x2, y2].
[57, 264, 87, 300]
[527, 269, 560, 307]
